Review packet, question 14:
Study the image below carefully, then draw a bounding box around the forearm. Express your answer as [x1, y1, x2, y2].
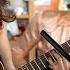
[0, 23, 15, 70]
[0, 33, 12, 64]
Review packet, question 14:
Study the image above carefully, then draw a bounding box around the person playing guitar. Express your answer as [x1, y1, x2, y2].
[11, 10, 70, 70]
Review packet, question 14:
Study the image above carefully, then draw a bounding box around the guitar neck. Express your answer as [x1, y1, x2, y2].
[18, 40, 70, 70]
[61, 40, 70, 54]
[41, 30, 70, 62]
[18, 52, 51, 70]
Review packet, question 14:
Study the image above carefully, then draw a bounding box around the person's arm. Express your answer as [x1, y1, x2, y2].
[0, 21, 16, 70]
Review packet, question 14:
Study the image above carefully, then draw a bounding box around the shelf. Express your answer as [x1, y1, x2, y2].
[17, 14, 29, 19]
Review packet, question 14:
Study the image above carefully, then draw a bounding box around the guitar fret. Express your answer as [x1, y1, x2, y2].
[38, 57, 46, 68]
[21, 65, 27, 70]
[35, 57, 46, 70]
[45, 52, 51, 59]
[43, 54, 48, 62]
[67, 41, 70, 47]
[25, 65, 29, 70]
[61, 42, 68, 48]
[26, 63, 33, 70]
[45, 52, 55, 62]
[34, 60, 41, 70]
[42, 54, 49, 66]
[61, 42, 70, 54]
[50, 49, 59, 61]
[49, 52, 56, 62]
[67, 40, 70, 45]
[66, 41, 70, 55]
[29, 63, 35, 70]
[30, 60, 40, 70]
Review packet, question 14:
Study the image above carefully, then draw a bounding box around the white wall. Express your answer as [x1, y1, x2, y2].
[34, 0, 51, 6]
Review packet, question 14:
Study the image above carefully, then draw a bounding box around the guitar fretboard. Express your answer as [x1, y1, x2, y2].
[61, 40, 70, 54]
[18, 52, 51, 70]
[18, 40, 70, 70]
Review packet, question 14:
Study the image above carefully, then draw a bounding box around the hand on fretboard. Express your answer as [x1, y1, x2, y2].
[18, 39, 70, 70]
[61, 40, 70, 55]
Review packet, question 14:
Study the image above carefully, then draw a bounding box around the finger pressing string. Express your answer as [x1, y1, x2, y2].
[48, 58, 59, 70]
